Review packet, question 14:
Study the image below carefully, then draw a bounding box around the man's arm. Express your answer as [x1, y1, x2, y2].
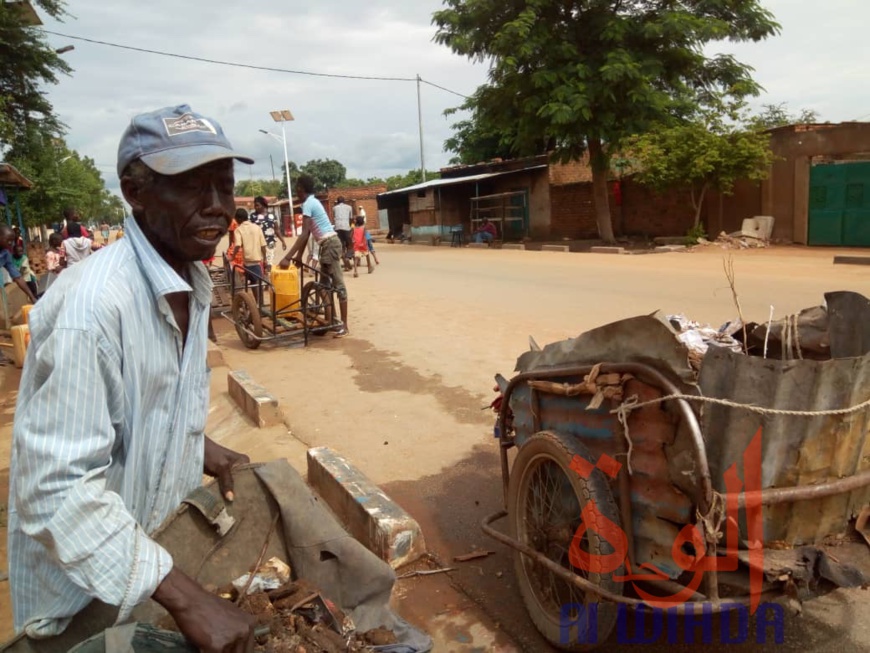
[281, 218, 310, 266]
[15, 328, 255, 652]
[259, 228, 267, 263]
[4, 255, 36, 302]
[14, 328, 171, 618]
[15, 276, 37, 303]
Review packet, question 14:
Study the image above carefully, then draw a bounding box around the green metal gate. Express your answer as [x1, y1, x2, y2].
[808, 161, 870, 246]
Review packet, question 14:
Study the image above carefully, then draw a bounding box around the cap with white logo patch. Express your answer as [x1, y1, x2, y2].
[117, 104, 253, 178]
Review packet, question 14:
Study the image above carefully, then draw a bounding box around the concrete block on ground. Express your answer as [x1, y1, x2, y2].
[542, 245, 570, 252]
[591, 246, 626, 255]
[207, 340, 226, 369]
[834, 256, 870, 266]
[227, 370, 281, 428]
[502, 244, 526, 250]
[654, 245, 687, 253]
[307, 447, 426, 569]
[467, 242, 489, 249]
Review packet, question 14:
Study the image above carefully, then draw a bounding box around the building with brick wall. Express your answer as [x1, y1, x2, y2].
[705, 122, 870, 245]
[325, 184, 386, 231]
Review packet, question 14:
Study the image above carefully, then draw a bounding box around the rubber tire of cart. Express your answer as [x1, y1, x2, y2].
[507, 431, 623, 651]
[232, 290, 263, 350]
[301, 281, 333, 336]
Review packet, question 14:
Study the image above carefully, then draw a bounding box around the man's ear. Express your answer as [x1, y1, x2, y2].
[120, 176, 144, 214]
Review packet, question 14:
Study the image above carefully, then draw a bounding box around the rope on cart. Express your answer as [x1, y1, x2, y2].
[613, 393, 870, 475]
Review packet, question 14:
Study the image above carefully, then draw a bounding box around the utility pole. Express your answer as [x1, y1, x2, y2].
[416, 74, 426, 183]
[270, 155, 276, 181]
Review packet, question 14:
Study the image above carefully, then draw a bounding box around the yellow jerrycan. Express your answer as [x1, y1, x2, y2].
[270, 266, 301, 313]
[11, 324, 30, 368]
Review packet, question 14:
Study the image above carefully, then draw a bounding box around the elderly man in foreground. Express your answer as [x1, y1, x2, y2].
[6, 105, 258, 653]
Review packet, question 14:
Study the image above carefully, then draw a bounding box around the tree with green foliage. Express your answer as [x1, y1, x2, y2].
[11, 134, 121, 227]
[301, 159, 347, 191]
[751, 103, 820, 130]
[0, 0, 71, 153]
[434, 0, 780, 242]
[384, 169, 441, 191]
[627, 102, 776, 230]
[444, 87, 523, 165]
[278, 161, 301, 199]
[234, 179, 284, 198]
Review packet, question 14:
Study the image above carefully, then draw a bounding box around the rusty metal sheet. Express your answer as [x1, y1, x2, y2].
[698, 346, 870, 545]
[515, 313, 697, 388]
[510, 377, 695, 580]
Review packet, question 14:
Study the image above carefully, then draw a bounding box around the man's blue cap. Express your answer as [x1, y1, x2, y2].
[117, 104, 253, 178]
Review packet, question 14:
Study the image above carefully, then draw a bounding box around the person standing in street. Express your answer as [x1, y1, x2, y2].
[332, 196, 353, 272]
[279, 175, 348, 337]
[233, 208, 267, 304]
[251, 196, 286, 274]
[7, 104, 257, 653]
[62, 222, 102, 266]
[0, 224, 38, 304]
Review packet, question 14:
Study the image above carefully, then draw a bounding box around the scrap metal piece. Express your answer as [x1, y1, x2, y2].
[182, 487, 236, 536]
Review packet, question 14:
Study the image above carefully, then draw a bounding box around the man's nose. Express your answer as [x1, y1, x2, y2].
[202, 184, 228, 218]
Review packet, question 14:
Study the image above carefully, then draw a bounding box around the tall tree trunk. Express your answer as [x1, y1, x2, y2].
[692, 182, 710, 229]
[587, 136, 616, 243]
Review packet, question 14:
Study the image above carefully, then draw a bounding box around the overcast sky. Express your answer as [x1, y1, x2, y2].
[37, 0, 870, 198]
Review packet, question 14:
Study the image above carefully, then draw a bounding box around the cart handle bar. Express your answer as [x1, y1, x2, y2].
[482, 510, 780, 613]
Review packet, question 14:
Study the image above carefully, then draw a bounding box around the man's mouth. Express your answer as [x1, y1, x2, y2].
[196, 229, 222, 241]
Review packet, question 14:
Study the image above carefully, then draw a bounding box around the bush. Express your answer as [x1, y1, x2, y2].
[685, 224, 708, 246]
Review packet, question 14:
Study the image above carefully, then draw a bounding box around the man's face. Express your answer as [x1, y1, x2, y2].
[0, 229, 13, 250]
[254, 201, 266, 213]
[129, 160, 235, 263]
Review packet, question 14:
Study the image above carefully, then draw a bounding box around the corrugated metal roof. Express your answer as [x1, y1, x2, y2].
[0, 163, 33, 189]
[378, 165, 547, 198]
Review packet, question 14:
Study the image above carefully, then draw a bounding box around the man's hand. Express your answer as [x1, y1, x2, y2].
[203, 437, 249, 502]
[154, 567, 255, 653]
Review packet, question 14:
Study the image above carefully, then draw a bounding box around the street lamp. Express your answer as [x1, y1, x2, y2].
[268, 109, 296, 236]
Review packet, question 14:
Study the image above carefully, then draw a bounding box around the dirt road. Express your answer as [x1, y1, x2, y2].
[2, 244, 869, 651]
[214, 243, 870, 652]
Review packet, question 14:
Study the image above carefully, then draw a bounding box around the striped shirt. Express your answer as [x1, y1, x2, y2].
[302, 194, 335, 243]
[8, 216, 213, 637]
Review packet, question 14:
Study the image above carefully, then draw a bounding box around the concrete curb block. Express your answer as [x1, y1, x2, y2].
[227, 370, 281, 428]
[207, 341, 226, 369]
[307, 447, 426, 569]
[834, 256, 870, 266]
[591, 246, 626, 254]
[502, 244, 526, 250]
[467, 242, 489, 249]
[542, 245, 570, 252]
[654, 245, 687, 253]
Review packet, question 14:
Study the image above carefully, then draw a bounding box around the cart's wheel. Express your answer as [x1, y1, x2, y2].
[508, 431, 623, 651]
[232, 291, 262, 349]
[301, 281, 334, 336]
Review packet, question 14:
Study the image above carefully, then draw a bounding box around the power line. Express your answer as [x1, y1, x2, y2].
[42, 29, 470, 97]
[421, 79, 469, 99]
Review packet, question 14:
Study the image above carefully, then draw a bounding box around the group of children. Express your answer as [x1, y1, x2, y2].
[6, 222, 108, 299]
